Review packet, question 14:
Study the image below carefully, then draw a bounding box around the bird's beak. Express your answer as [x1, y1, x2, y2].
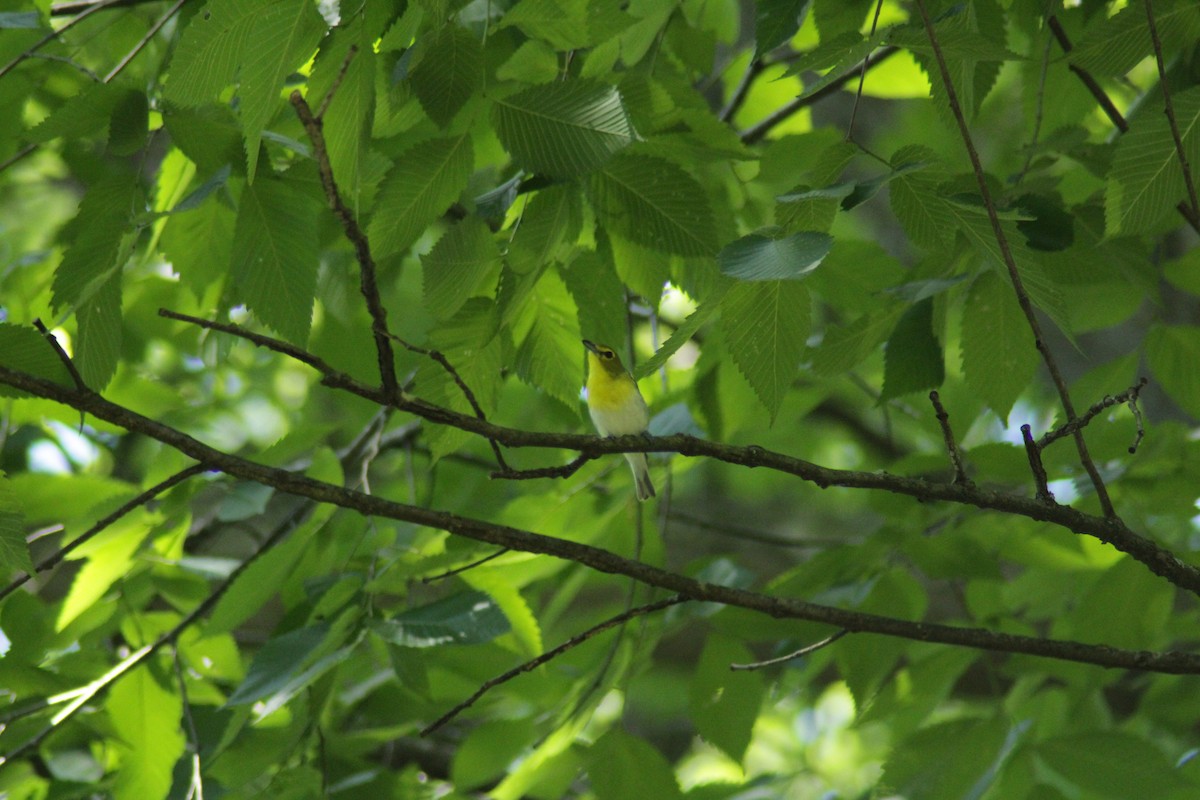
[582, 339, 599, 354]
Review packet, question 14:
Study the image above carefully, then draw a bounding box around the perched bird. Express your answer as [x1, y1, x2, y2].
[583, 339, 655, 501]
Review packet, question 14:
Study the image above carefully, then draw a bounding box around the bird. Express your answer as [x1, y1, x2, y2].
[582, 339, 655, 501]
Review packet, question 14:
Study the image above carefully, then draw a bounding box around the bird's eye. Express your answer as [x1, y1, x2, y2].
[603, 351, 614, 359]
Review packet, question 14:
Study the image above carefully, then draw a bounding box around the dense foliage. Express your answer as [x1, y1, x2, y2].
[2, 0, 1200, 797]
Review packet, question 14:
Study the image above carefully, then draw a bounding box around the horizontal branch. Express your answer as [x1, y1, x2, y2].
[1, 365, 1199, 675]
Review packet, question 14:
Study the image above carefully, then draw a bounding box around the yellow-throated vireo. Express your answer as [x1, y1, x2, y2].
[583, 339, 655, 501]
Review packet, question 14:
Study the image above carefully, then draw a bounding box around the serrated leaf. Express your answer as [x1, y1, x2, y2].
[1146, 324, 1200, 419]
[108, 664, 185, 800]
[76, 271, 123, 389]
[0, 472, 31, 575]
[587, 731, 683, 800]
[881, 297, 943, 401]
[1106, 86, 1200, 237]
[960, 271, 1036, 423]
[513, 269, 582, 409]
[588, 153, 719, 256]
[161, 193, 236, 299]
[410, 24, 482, 127]
[58, 516, 148, 631]
[29, 83, 129, 144]
[372, 591, 510, 647]
[756, 0, 807, 55]
[369, 134, 474, 258]
[0, 323, 74, 398]
[462, 571, 542, 657]
[107, 90, 148, 156]
[720, 280, 809, 421]
[165, 0, 325, 180]
[508, 185, 583, 274]
[811, 306, 904, 377]
[889, 146, 955, 250]
[422, 217, 501, 319]
[882, 718, 1022, 799]
[718, 230, 832, 281]
[494, 80, 635, 177]
[1039, 732, 1194, 799]
[231, 174, 321, 343]
[561, 250, 626, 352]
[689, 635, 764, 762]
[226, 620, 352, 707]
[499, 0, 629, 50]
[52, 174, 139, 312]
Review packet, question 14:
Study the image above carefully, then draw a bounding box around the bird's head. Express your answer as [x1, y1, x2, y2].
[583, 339, 628, 378]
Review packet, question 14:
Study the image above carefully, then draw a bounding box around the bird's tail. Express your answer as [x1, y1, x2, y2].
[624, 453, 655, 501]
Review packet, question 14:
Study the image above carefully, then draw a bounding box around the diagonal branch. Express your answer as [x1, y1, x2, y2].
[289, 88, 400, 402]
[913, 0, 1116, 519]
[1, 364, 1200, 675]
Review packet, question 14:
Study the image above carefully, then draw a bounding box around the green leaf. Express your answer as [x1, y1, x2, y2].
[493, 80, 636, 177]
[811, 306, 903, 377]
[161, 192, 236, 299]
[76, 271, 123, 389]
[231, 173, 321, 343]
[588, 152, 719, 256]
[499, 0, 629, 51]
[58, 516, 149, 631]
[410, 24, 483, 127]
[0, 323, 74, 398]
[561, 250, 627, 352]
[422, 217, 501, 319]
[226, 619, 353, 708]
[756, 0, 807, 55]
[161, 104, 244, 173]
[52, 173, 139, 312]
[108, 663, 185, 800]
[0, 472, 31, 575]
[452, 719, 538, 790]
[372, 591, 510, 647]
[889, 146, 955, 250]
[508, 185, 583, 274]
[689, 634, 764, 762]
[882, 717, 1023, 799]
[587, 730, 682, 800]
[881, 297, 943, 401]
[107, 90, 148, 156]
[368, 134, 474, 258]
[166, 0, 326, 181]
[1146, 324, 1200, 419]
[718, 230, 832, 281]
[29, 83, 130, 144]
[720, 280, 809, 421]
[960, 271, 1037, 423]
[512, 269, 583, 409]
[1038, 732, 1195, 799]
[1106, 86, 1200, 236]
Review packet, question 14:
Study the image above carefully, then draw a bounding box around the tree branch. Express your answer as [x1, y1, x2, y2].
[731, 629, 849, 671]
[289, 87, 400, 402]
[914, 0, 1116, 518]
[0, 0, 126, 80]
[1, 365, 1199, 676]
[929, 390, 970, 486]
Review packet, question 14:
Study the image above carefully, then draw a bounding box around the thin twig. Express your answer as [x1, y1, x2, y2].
[103, 0, 186, 83]
[1015, 28, 1054, 184]
[929, 391, 970, 486]
[0, 0, 125, 80]
[491, 453, 595, 481]
[421, 548, 510, 582]
[846, 0, 886, 141]
[289, 88, 400, 402]
[1021, 424, 1054, 504]
[915, 0, 1116, 518]
[386, 332, 510, 471]
[719, 57, 763, 122]
[1144, 0, 1200, 222]
[316, 44, 358, 119]
[740, 46, 900, 144]
[421, 595, 687, 735]
[174, 649, 205, 800]
[0, 144, 38, 175]
[731, 629, 849, 671]
[0, 463, 207, 603]
[1127, 391, 1146, 455]
[1039, 378, 1149, 449]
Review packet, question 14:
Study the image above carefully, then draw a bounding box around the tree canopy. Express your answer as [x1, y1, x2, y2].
[2, 0, 1200, 797]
